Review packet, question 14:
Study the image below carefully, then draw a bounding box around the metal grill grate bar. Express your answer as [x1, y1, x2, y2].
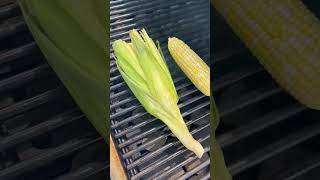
[125, 119, 210, 170]
[54, 164, 108, 180]
[122, 112, 210, 159]
[228, 123, 320, 175]
[0, 137, 103, 179]
[0, 88, 65, 122]
[117, 97, 208, 148]
[0, 109, 83, 151]
[0, 64, 50, 93]
[176, 159, 210, 180]
[131, 139, 210, 180]
[112, 86, 202, 132]
[0, 2, 19, 20]
[0, 42, 38, 66]
[219, 103, 306, 148]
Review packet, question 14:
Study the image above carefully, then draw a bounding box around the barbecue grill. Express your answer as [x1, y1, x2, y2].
[3, 0, 319, 179]
[0, 1, 107, 180]
[213, 0, 320, 179]
[109, 0, 210, 179]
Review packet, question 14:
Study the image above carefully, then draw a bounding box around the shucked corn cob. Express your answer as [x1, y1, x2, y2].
[212, 0, 320, 110]
[113, 29, 204, 158]
[168, 38, 210, 96]
[19, 0, 108, 141]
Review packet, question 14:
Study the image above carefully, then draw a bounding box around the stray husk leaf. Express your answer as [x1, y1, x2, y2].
[19, 0, 108, 142]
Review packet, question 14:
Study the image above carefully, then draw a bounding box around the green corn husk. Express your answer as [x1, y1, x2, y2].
[210, 0, 232, 178]
[113, 29, 204, 158]
[19, 0, 108, 142]
[211, 97, 232, 180]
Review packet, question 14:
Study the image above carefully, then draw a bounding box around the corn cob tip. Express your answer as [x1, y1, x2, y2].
[168, 37, 178, 44]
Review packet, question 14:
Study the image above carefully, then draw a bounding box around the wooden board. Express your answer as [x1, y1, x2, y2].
[110, 135, 128, 180]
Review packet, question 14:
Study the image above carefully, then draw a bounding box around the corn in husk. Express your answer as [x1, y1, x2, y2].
[19, 0, 108, 141]
[113, 29, 204, 158]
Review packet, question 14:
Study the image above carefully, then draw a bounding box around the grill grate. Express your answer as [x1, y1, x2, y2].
[109, 0, 210, 179]
[0, 2, 107, 180]
[212, 1, 320, 179]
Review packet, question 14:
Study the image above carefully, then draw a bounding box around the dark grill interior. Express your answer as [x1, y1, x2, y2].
[212, 1, 320, 179]
[109, 0, 210, 179]
[0, 1, 107, 180]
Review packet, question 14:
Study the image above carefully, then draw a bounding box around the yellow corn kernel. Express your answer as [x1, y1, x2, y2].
[168, 37, 210, 96]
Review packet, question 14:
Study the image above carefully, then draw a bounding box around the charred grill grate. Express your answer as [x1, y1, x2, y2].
[109, 0, 210, 179]
[0, 1, 107, 180]
[213, 1, 320, 179]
